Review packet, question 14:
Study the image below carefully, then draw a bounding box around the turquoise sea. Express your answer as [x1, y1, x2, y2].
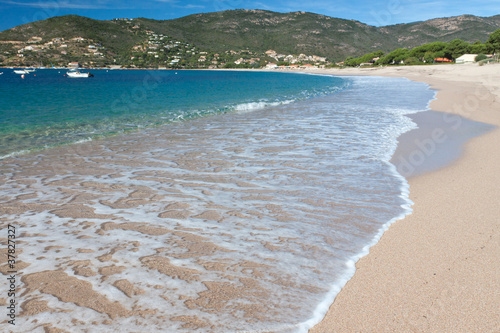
[0, 69, 346, 158]
[1, 69, 435, 332]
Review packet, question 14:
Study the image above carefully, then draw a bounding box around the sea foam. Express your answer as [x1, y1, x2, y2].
[0, 75, 435, 333]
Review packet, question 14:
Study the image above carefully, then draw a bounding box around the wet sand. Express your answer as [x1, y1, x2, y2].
[2, 109, 336, 332]
[391, 110, 495, 178]
[309, 64, 500, 332]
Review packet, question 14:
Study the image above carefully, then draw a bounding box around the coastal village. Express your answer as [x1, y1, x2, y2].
[1, 33, 492, 70]
[0, 27, 330, 69]
[1, 31, 489, 70]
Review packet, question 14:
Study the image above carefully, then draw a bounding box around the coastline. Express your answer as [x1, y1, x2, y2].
[1, 64, 498, 331]
[309, 64, 500, 332]
[2, 71, 436, 332]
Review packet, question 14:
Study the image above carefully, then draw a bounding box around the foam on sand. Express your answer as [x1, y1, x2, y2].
[1, 76, 436, 332]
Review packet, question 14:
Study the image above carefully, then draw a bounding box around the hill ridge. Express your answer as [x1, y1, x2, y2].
[1, 10, 499, 67]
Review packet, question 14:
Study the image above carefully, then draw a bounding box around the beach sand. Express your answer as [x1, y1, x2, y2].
[1, 64, 498, 332]
[309, 64, 500, 332]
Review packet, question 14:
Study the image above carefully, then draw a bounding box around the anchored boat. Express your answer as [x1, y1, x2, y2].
[66, 69, 94, 78]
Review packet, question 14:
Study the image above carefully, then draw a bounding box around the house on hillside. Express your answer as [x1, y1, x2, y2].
[265, 50, 277, 58]
[456, 54, 478, 64]
[265, 63, 278, 69]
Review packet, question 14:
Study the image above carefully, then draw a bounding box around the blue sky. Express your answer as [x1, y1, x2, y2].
[0, 0, 498, 32]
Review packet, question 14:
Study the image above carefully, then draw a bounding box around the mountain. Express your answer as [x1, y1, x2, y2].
[0, 15, 144, 55]
[132, 10, 392, 60]
[1, 10, 499, 68]
[135, 10, 500, 58]
[381, 14, 500, 48]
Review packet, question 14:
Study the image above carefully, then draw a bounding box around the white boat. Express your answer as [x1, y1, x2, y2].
[14, 68, 35, 74]
[66, 69, 93, 78]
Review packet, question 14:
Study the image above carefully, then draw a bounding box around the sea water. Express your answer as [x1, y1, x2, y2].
[0, 69, 345, 158]
[0, 70, 434, 332]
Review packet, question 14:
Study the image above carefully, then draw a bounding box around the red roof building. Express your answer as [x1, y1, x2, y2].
[434, 58, 453, 63]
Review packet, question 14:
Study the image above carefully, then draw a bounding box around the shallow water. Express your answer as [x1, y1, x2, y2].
[392, 110, 496, 178]
[0, 74, 435, 332]
[0, 69, 345, 159]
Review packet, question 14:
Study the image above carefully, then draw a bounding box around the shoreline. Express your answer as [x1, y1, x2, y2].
[390, 110, 495, 179]
[309, 64, 500, 331]
[1, 64, 498, 331]
[1, 71, 434, 331]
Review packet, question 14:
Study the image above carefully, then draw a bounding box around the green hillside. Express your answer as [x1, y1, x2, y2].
[0, 15, 144, 54]
[383, 14, 500, 48]
[133, 10, 393, 59]
[1, 10, 499, 68]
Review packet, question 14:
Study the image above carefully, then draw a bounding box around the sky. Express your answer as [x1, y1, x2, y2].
[0, 0, 498, 32]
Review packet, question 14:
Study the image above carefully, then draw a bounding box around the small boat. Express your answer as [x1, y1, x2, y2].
[14, 68, 35, 74]
[0, 72, 3, 75]
[66, 69, 94, 78]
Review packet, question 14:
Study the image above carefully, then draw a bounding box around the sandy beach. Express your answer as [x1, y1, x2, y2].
[1, 64, 498, 332]
[310, 64, 500, 332]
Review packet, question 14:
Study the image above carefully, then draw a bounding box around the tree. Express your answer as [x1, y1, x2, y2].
[344, 51, 384, 67]
[486, 29, 500, 54]
[409, 42, 447, 61]
[423, 51, 435, 63]
[344, 56, 356, 66]
[444, 39, 470, 60]
[469, 41, 488, 54]
[475, 54, 488, 62]
[376, 48, 409, 65]
[404, 57, 420, 65]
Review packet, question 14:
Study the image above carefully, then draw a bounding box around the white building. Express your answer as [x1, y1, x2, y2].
[456, 54, 478, 64]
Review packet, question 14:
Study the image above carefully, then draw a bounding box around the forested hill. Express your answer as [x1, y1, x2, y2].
[135, 10, 500, 58]
[1, 9, 499, 67]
